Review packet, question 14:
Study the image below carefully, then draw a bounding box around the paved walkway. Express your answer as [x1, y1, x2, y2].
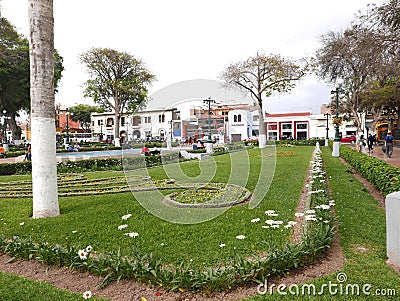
[344, 142, 400, 168]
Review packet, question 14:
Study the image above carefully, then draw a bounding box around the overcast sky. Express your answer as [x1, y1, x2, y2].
[1, 0, 384, 114]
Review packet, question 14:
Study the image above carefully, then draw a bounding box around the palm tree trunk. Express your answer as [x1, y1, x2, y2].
[29, 0, 59, 218]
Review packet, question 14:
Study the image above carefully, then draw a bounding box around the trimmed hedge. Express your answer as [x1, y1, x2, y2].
[340, 144, 400, 195]
[0, 152, 181, 176]
[244, 139, 326, 147]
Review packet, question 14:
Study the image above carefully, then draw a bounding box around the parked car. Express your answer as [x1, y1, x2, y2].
[341, 135, 356, 143]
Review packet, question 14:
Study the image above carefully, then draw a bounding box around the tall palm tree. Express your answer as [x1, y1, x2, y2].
[29, 0, 59, 218]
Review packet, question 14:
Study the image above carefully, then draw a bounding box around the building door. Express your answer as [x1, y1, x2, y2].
[231, 134, 242, 142]
[297, 132, 307, 140]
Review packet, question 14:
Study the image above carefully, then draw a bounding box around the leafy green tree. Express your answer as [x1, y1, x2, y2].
[80, 48, 155, 146]
[317, 1, 400, 133]
[68, 104, 104, 130]
[0, 14, 64, 139]
[220, 53, 309, 148]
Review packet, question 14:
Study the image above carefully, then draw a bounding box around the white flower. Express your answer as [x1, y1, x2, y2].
[295, 212, 304, 217]
[19, 222, 24, 226]
[219, 243, 226, 248]
[320, 204, 330, 210]
[125, 232, 139, 238]
[121, 213, 132, 220]
[287, 221, 297, 226]
[305, 209, 315, 214]
[118, 224, 128, 230]
[236, 235, 246, 240]
[264, 210, 277, 216]
[161, 243, 165, 246]
[305, 215, 317, 221]
[265, 219, 275, 225]
[86, 245, 93, 253]
[72, 230, 78, 234]
[78, 249, 88, 260]
[251, 218, 260, 223]
[262, 225, 270, 229]
[323, 220, 330, 223]
[271, 224, 280, 228]
[82, 290, 92, 299]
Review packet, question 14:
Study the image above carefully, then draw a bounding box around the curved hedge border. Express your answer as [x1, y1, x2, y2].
[340, 145, 400, 195]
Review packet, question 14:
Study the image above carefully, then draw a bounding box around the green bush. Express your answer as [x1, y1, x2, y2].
[0, 152, 181, 175]
[244, 139, 326, 147]
[340, 145, 400, 195]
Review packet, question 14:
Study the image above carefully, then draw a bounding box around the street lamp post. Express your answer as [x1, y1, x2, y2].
[100, 120, 103, 142]
[167, 120, 173, 150]
[324, 111, 330, 147]
[203, 97, 215, 154]
[331, 88, 343, 157]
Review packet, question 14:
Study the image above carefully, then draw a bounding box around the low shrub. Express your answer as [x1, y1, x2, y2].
[340, 145, 400, 195]
[0, 152, 181, 175]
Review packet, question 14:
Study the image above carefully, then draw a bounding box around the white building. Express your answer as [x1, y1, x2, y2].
[91, 108, 181, 143]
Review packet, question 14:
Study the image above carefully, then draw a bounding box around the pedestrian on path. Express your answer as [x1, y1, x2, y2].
[359, 134, 367, 154]
[367, 133, 374, 155]
[385, 131, 394, 158]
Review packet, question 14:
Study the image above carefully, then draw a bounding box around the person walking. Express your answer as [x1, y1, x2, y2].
[385, 131, 394, 158]
[24, 144, 32, 161]
[359, 134, 367, 154]
[367, 133, 374, 155]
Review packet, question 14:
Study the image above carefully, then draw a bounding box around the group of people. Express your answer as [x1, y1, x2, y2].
[66, 143, 81, 152]
[357, 131, 394, 158]
[141, 146, 160, 156]
[357, 133, 376, 155]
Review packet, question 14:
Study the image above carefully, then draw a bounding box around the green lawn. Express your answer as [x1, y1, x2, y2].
[245, 146, 400, 300]
[3, 145, 394, 299]
[0, 271, 106, 301]
[0, 147, 312, 268]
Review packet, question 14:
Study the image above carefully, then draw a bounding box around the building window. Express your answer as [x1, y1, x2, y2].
[121, 117, 125, 126]
[281, 123, 293, 139]
[159, 114, 165, 123]
[106, 118, 114, 126]
[233, 114, 242, 123]
[132, 117, 141, 126]
[144, 116, 151, 123]
[297, 123, 307, 130]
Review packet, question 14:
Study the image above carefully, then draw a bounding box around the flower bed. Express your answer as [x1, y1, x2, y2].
[163, 183, 251, 208]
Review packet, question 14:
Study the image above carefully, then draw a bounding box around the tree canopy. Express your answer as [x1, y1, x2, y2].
[68, 104, 104, 130]
[80, 47, 155, 146]
[220, 53, 309, 148]
[0, 14, 64, 138]
[316, 0, 400, 133]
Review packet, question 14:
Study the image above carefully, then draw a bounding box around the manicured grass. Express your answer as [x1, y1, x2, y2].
[0, 147, 313, 268]
[246, 146, 400, 300]
[0, 271, 106, 301]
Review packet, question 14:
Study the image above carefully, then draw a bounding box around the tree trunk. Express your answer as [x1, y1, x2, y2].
[29, 0, 59, 218]
[114, 110, 120, 147]
[258, 106, 267, 148]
